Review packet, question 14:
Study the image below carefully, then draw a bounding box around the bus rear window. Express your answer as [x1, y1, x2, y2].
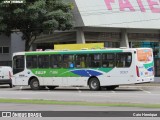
[137, 49, 152, 62]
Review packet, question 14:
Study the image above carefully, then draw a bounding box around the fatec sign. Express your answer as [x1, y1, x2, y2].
[75, 0, 160, 29]
[54, 43, 104, 50]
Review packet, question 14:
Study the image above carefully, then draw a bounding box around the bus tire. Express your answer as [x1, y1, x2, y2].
[30, 78, 40, 90]
[47, 86, 56, 90]
[106, 85, 119, 91]
[89, 77, 100, 91]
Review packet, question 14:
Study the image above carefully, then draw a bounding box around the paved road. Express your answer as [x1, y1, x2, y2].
[154, 77, 160, 82]
[0, 103, 160, 120]
[0, 84, 160, 104]
[0, 84, 160, 120]
[1, 103, 160, 119]
[2, 103, 160, 111]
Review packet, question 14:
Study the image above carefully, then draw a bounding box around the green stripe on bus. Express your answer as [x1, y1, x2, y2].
[25, 50, 123, 56]
[97, 68, 113, 73]
[30, 68, 114, 77]
[25, 52, 59, 55]
[143, 62, 154, 69]
[31, 69, 80, 77]
[60, 50, 123, 54]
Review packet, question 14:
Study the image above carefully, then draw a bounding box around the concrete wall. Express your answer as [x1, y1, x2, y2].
[75, 0, 160, 29]
[0, 34, 11, 61]
[11, 32, 25, 54]
[154, 77, 160, 83]
[67, 0, 84, 27]
[0, 32, 25, 66]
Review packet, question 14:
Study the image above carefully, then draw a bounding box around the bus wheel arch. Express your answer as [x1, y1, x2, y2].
[88, 76, 101, 91]
[28, 76, 40, 90]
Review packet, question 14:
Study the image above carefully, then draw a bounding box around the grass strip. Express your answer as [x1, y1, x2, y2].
[0, 98, 160, 108]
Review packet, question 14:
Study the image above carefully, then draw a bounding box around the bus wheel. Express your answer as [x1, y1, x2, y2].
[30, 78, 40, 90]
[47, 86, 56, 90]
[106, 85, 119, 91]
[89, 77, 100, 91]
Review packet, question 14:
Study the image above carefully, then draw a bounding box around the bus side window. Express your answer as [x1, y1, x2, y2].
[63, 55, 74, 68]
[26, 55, 37, 68]
[116, 54, 125, 67]
[38, 55, 49, 68]
[116, 53, 132, 68]
[125, 54, 132, 67]
[102, 53, 115, 68]
[88, 54, 101, 68]
[50, 55, 62, 68]
[75, 55, 87, 68]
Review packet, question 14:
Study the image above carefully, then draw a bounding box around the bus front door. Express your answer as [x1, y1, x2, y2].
[13, 55, 26, 85]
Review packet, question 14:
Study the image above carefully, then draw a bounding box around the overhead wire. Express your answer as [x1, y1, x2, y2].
[89, 17, 160, 27]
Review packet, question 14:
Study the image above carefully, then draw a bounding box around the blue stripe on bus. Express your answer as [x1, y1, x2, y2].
[147, 67, 153, 72]
[71, 70, 102, 77]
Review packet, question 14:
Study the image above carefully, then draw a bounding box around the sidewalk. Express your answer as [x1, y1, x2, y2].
[154, 77, 160, 83]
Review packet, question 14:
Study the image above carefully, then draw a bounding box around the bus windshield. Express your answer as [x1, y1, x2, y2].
[137, 49, 153, 62]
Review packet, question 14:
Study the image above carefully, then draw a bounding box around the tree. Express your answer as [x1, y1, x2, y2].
[0, 0, 73, 50]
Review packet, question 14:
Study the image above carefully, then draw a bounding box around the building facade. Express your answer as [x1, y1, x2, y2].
[0, 32, 25, 66]
[1, 0, 160, 77]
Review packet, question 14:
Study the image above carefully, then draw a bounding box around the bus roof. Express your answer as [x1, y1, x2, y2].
[13, 48, 152, 56]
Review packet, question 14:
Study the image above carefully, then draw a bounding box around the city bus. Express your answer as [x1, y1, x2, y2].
[12, 48, 154, 90]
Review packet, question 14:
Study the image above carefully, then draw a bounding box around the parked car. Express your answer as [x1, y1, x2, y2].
[0, 66, 12, 88]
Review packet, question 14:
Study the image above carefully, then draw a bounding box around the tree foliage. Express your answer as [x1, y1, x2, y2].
[0, 0, 73, 50]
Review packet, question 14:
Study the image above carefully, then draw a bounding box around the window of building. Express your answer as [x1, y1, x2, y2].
[0, 47, 2, 53]
[50, 55, 62, 68]
[0, 46, 9, 54]
[104, 42, 120, 48]
[75, 54, 88, 68]
[116, 53, 132, 68]
[88, 54, 101, 68]
[63, 55, 74, 68]
[38, 55, 49, 68]
[26, 56, 38, 68]
[3, 47, 9, 53]
[102, 53, 115, 68]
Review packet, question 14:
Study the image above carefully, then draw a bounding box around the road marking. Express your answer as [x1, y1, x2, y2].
[76, 87, 82, 93]
[19, 86, 23, 90]
[111, 91, 115, 93]
[139, 88, 151, 94]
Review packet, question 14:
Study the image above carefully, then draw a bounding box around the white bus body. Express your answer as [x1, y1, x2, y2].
[12, 48, 154, 90]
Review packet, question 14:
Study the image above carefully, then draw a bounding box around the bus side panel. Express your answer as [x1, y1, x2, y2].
[53, 77, 63, 86]
[43, 77, 54, 85]
[13, 73, 27, 85]
[98, 52, 137, 86]
[67, 77, 88, 86]
[99, 76, 136, 86]
[42, 77, 62, 86]
[13, 70, 44, 86]
[42, 77, 87, 86]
